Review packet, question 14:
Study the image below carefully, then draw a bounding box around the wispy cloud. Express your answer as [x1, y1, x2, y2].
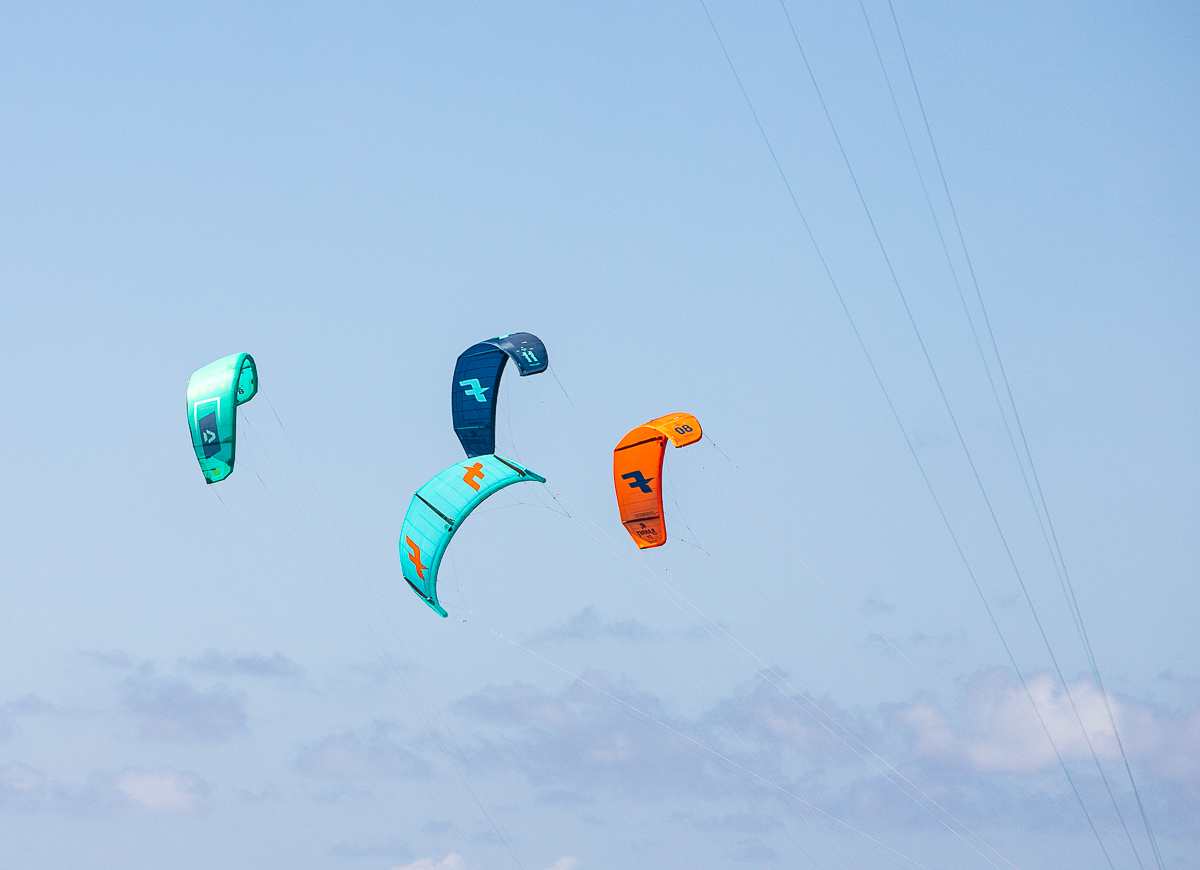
[1, 693, 69, 741]
[386, 855, 580, 870]
[526, 607, 654, 646]
[76, 649, 135, 670]
[452, 673, 721, 798]
[109, 768, 210, 813]
[182, 649, 302, 680]
[119, 673, 247, 741]
[295, 726, 431, 780]
[0, 764, 211, 817]
[703, 671, 873, 768]
[57, 768, 210, 816]
[535, 788, 593, 807]
[0, 762, 46, 811]
[391, 854, 466, 870]
[891, 668, 1142, 774]
[439, 663, 1200, 840]
[331, 835, 412, 860]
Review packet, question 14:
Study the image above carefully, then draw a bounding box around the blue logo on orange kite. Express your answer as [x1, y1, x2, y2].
[622, 470, 654, 493]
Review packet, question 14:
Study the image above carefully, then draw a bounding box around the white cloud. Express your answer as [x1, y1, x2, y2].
[895, 669, 1131, 774]
[879, 664, 1200, 817]
[0, 762, 46, 811]
[0, 764, 213, 817]
[1113, 699, 1200, 783]
[113, 768, 208, 813]
[540, 858, 580, 870]
[0, 763, 44, 793]
[442, 663, 1200, 840]
[391, 854, 466, 870]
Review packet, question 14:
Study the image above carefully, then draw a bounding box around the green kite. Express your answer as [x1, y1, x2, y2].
[186, 353, 258, 483]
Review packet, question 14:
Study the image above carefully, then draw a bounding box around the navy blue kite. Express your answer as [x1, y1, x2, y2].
[451, 332, 548, 457]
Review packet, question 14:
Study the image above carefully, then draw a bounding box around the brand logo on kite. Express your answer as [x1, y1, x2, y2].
[198, 411, 221, 457]
[519, 348, 539, 365]
[459, 378, 490, 403]
[621, 470, 654, 493]
[462, 462, 485, 491]
[405, 536, 428, 580]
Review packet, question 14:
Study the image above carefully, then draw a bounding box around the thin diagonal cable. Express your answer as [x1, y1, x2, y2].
[556, 489, 1017, 870]
[850, 4, 1145, 862]
[575, 537, 834, 861]
[691, 449, 1120, 866]
[774, 7, 1108, 787]
[703, 1, 1114, 864]
[690, 449, 1042, 777]
[209, 487, 495, 870]
[531, 371, 889, 868]
[775, 2, 1125, 861]
[534, 373, 1018, 865]
[548, 364, 577, 410]
[659, 469, 1064, 868]
[883, 3, 1164, 866]
[241, 436, 527, 868]
[524, 386, 856, 865]
[463, 617, 935, 870]
[254, 399, 528, 868]
[477, 615, 910, 869]
[569, 490, 1013, 869]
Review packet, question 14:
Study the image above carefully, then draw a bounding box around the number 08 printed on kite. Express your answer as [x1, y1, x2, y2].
[613, 413, 702, 549]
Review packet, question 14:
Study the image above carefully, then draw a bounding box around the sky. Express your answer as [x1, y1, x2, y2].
[1, 1, 1197, 868]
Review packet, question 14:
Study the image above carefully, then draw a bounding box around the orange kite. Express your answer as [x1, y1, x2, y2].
[612, 413, 702, 549]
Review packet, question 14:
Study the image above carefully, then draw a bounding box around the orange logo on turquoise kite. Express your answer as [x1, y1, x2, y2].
[405, 536, 428, 580]
[462, 462, 485, 491]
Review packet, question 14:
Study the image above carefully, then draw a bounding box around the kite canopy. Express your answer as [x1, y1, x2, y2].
[186, 353, 258, 484]
[400, 454, 546, 617]
[613, 413, 702, 549]
[451, 332, 547, 457]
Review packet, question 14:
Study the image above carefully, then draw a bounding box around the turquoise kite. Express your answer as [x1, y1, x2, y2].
[186, 353, 258, 484]
[400, 454, 545, 617]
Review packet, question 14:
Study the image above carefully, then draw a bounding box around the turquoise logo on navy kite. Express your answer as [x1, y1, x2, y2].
[459, 378, 490, 403]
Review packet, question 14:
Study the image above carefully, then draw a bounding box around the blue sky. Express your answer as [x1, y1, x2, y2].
[1, 2, 1197, 868]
